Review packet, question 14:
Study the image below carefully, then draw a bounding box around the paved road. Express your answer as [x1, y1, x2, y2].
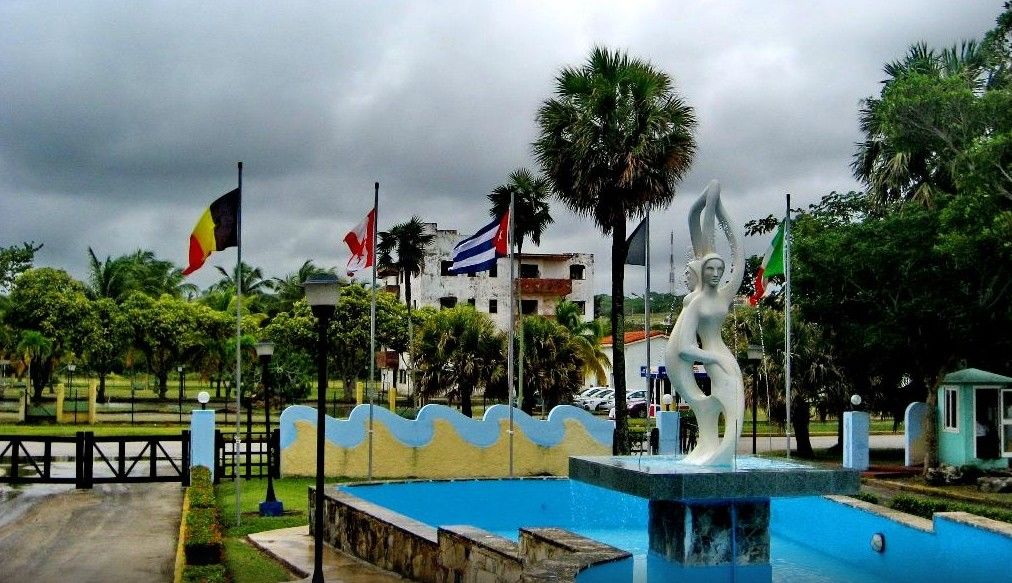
[0, 482, 182, 583]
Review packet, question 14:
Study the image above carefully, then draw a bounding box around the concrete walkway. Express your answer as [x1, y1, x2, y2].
[0, 482, 182, 583]
[249, 526, 406, 582]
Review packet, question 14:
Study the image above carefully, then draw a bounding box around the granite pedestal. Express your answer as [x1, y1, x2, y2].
[570, 455, 859, 570]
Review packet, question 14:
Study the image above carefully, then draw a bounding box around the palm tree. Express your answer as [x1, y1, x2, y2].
[378, 217, 435, 403]
[122, 249, 197, 298]
[86, 248, 131, 301]
[212, 262, 272, 296]
[534, 47, 697, 452]
[521, 316, 584, 413]
[273, 260, 338, 313]
[555, 300, 610, 386]
[17, 330, 53, 401]
[488, 168, 554, 256]
[853, 41, 985, 207]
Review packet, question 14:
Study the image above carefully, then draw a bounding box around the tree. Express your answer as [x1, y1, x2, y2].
[16, 330, 52, 398]
[378, 217, 434, 402]
[0, 242, 42, 293]
[272, 260, 338, 314]
[84, 298, 132, 402]
[86, 248, 132, 301]
[5, 268, 93, 400]
[122, 250, 197, 298]
[555, 300, 610, 386]
[487, 168, 554, 256]
[534, 47, 697, 452]
[414, 306, 505, 417]
[520, 316, 584, 413]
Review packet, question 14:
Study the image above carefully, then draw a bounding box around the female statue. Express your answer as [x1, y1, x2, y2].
[664, 180, 745, 465]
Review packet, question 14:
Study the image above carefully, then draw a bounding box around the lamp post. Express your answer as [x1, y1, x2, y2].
[178, 366, 185, 425]
[67, 364, 77, 423]
[304, 273, 340, 583]
[256, 341, 283, 516]
[746, 344, 763, 455]
[197, 391, 210, 410]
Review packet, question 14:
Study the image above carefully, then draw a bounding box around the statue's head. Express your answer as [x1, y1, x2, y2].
[700, 253, 724, 289]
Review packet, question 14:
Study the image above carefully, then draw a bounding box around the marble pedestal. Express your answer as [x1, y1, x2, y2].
[570, 455, 859, 572]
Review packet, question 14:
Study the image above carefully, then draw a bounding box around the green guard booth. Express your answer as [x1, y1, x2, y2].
[938, 368, 1012, 470]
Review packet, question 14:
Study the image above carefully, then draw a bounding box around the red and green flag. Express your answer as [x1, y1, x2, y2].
[748, 220, 785, 306]
[182, 188, 240, 276]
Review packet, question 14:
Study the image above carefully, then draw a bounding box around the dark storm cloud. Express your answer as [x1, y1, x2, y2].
[0, 1, 1003, 292]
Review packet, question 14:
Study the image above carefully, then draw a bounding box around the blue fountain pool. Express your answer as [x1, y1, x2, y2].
[339, 478, 1011, 583]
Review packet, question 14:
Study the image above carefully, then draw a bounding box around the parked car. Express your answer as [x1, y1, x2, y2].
[607, 389, 650, 420]
[573, 386, 609, 407]
[581, 389, 615, 411]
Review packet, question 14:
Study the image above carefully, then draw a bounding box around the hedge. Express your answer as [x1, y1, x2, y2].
[184, 507, 224, 565]
[188, 467, 216, 509]
[889, 494, 1012, 524]
[181, 564, 227, 583]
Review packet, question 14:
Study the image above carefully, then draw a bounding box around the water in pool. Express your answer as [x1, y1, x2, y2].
[339, 478, 1008, 583]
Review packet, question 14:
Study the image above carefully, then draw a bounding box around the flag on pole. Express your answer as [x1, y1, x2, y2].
[344, 208, 376, 276]
[748, 220, 786, 305]
[182, 188, 240, 276]
[625, 217, 647, 266]
[449, 212, 509, 274]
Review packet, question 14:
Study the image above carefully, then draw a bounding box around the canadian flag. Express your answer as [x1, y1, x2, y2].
[343, 208, 375, 276]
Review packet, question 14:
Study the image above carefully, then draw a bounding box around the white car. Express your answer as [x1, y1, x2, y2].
[581, 389, 615, 411]
[601, 389, 648, 412]
[573, 386, 610, 408]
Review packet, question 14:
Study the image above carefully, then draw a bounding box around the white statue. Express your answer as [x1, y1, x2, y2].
[664, 180, 745, 466]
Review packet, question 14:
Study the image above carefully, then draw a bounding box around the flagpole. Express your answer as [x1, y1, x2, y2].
[507, 190, 515, 477]
[234, 161, 243, 526]
[644, 210, 651, 425]
[368, 182, 378, 480]
[784, 193, 792, 459]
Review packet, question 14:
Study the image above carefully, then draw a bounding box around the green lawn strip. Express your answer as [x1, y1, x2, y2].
[215, 476, 359, 582]
[887, 492, 1012, 524]
[0, 423, 185, 436]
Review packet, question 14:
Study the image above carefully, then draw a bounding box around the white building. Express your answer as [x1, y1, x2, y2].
[597, 331, 669, 392]
[384, 223, 594, 330]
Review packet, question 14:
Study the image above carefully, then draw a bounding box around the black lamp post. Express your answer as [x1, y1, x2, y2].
[67, 364, 77, 424]
[304, 273, 339, 583]
[256, 340, 283, 516]
[178, 366, 185, 425]
[746, 344, 763, 455]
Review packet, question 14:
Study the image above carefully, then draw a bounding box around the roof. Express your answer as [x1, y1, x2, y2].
[942, 368, 1012, 385]
[602, 330, 668, 346]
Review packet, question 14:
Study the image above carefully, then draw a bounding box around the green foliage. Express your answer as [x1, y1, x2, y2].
[851, 492, 881, 505]
[555, 300, 610, 386]
[182, 564, 227, 583]
[520, 316, 584, 411]
[188, 467, 217, 508]
[889, 494, 1012, 524]
[0, 241, 42, 293]
[184, 507, 224, 565]
[84, 297, 132, 400]
[487, 168, 553, 255]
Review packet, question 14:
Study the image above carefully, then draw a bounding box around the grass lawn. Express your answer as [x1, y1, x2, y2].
[215, 476, 359, 582]
[0, 423, 185, 436]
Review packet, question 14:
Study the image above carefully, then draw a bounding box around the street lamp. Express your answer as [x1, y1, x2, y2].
[850, 394, 863, 410]
[197, 391, 210, 410]
[746, 344, 763, 455]
[256, 340, 283, 516]
[304, 273, 339, 583]
[67, 364, 77, 423]
[178, 366, 185, 425]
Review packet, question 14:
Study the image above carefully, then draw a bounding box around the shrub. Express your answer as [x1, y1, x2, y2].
[851, 492, 880, 505]
[185, 507, 223, 565]
[889, 494, 1012, 524]
[182, 564, 227, 583]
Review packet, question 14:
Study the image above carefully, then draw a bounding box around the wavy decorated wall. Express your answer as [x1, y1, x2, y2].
[278, 403, 614, 478]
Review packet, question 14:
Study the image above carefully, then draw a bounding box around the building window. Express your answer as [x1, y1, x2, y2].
[520, 263, 540, 278]
[489, 299, 498, 313]
[399, 370, 406, 384]
[574, 300, 586, 313]
[570, 264, 585, 280]
[467, 298, 475, 307]
[943, 387, 958, 431]
[439, 296, 457, 309]
[441, 260, 454, 276]
[521, 299, 538, 314]
[489, 263, 497, 277]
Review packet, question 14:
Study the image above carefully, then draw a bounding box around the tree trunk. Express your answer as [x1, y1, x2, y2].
[611, 220, 629, 454]
[157, 370, 169, 399]
[98, 373, 107, 403]
[792, 398, 814, 458]
[923, 368, 947, 473]
[405, 269, 416, 408]
[461, 389, 472, 418]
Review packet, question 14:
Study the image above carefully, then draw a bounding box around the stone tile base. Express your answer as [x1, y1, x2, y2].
[648, 498, 770, 566]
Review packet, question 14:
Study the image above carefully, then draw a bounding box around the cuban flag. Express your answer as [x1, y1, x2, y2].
[448, 211, 510, 274]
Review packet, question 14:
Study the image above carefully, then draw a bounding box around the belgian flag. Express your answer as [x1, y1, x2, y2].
[182, 188, 240, 276]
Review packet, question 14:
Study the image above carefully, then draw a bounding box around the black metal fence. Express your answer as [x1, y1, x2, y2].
[214, 429, 279, 484]
[0, 431, 190, 489]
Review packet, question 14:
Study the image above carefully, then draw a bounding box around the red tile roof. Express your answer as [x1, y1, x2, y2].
[601, 330, 668, 346]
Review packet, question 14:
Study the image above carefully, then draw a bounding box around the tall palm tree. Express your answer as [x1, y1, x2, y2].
[212, 262, 272, 296]
[534, 47, 696, 451]
[488, 168, 554, 257]
[378, 217, 435, 402]
[555, 300, 610, 386]
[122, 249, 197, 298]
[273, 260, 338, 312]
[86, 248, 130, 301]
[17, 330, 53, 401]
[521, 316, 584, 413]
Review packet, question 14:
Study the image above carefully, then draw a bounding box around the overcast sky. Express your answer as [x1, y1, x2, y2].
[1, 1, 1002, 295]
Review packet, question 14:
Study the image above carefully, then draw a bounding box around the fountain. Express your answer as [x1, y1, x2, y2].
[571, 181, 858, 579]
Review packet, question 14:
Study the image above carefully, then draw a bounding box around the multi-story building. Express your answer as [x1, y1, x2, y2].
[383, 223, 594, 330]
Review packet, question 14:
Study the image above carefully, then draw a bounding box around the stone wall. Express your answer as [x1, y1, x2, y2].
[312, 486, 630, 583]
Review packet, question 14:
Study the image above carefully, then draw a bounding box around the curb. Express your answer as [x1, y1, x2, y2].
[173, 487, 190, 583]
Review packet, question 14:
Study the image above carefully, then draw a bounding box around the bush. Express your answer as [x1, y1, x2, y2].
[182, 564, 227, 583]
[185, 507, 224, 565]
[889, 494, 1012, 524]
[191, 466, 213, 487]
[851, 492, 880, 505]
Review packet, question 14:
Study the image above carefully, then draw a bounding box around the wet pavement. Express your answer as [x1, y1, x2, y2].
[249, 526, 407, 582]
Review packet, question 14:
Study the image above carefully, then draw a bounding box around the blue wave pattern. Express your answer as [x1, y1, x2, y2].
[278, 403, 614, 450]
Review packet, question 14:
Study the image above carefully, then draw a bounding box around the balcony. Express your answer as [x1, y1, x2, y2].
[518, 278, 572, 296]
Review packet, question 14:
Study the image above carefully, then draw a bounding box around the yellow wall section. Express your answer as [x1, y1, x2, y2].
[281, 418, 611, 478]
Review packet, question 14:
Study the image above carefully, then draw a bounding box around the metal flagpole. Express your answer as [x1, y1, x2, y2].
[507, 191, 515, 476]
[644, 210, 651, 424]
[368, 182, 378, 480]
[784, 193, 792, 459]
[234, 161, 243, 526]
